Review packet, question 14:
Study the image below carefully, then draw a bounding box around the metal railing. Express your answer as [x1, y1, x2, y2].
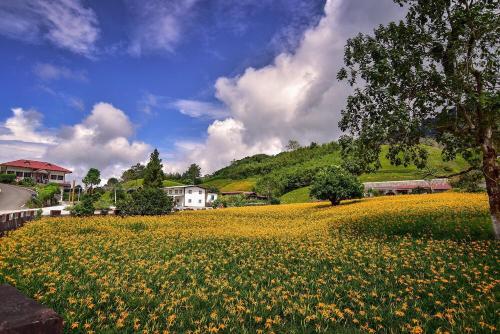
[0, 209, 37, 236]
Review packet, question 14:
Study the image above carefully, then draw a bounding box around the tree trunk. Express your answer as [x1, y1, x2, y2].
[482, 142, 500, 239]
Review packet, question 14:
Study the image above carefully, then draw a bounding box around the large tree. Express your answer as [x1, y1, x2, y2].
[143, 149, 165, 189]
[183, 163, 201, 185]
[337, 0, 499, 238]
[82, 168, 101, 193]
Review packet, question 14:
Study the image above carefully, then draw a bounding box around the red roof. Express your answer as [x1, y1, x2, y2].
[1, 160, 72, 173]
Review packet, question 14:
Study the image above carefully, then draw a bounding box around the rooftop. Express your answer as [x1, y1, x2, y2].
[1, 160, 72, 173]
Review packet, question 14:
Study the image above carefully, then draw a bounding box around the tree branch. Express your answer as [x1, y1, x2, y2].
[421, 166, 477, 179]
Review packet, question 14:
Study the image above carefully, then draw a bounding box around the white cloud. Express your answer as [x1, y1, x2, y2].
[0, 0, 99, 57]
[173, 100, 229, 119]
[33, 63, 88, 82]
[127, 0, 199, 56]
[0, 104, 150, 182]
[0, 108, 55, 144]
[45, 103, 150, 180]
[173, 0, 404, 174]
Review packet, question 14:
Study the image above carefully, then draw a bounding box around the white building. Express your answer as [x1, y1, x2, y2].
[164, 185, 218, 209]
[0, 159, 72, 187]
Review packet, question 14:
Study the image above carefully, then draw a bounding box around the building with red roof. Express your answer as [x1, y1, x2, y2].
[363, 179, 452, 195]
[0, 160, 72, 186]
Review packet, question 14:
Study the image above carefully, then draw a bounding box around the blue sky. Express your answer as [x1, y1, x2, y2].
[0, 0, 403, 180]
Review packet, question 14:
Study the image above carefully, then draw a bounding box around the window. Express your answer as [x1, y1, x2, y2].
[199, 190, 202, 194]
[198, 199, 202, 203]
[175, 190, 178, 194]
[58, 175, 64, 180]
[16, 172, 23, 177]
[211, 195, 215, 200]
[51, 175, 57, 180]
[188, 199, 192, 203]
[188, 189, 192, 194]
[23, 172, 32, 178]
[7, 171, 15, 174]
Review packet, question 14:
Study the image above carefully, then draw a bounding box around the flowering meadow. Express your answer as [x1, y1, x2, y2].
[0, 193, 498, 333]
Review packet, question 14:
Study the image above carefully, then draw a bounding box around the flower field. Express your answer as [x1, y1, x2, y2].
[0, 193, 498, 333]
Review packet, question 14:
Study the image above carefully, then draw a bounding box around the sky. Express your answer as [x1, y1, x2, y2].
[0, 0, 405, 181]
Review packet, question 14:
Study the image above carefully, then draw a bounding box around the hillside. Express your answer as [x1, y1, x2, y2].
[203, 142, 469, 201]
[122, 179, 184, 189]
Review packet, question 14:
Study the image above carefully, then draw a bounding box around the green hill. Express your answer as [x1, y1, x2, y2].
[122, 179, 184, 189]
[203, 142, 469, 201]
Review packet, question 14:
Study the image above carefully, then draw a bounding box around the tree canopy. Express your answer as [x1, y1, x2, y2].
[310, 166, 363, 206]
[183, 163, 202, 184]
[143, 149, 165, 189]
[82, 168, 101, 193]
[337, 0, 499, 237]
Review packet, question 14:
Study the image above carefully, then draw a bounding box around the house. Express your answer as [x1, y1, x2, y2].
[0, 159, 72, 187]
[363, 178, 452, 195]
[164, 185, 218, 209]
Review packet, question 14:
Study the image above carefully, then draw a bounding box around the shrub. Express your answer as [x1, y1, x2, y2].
[411, 187, 430, 194]
[18, 177, 36, 187]
[0, 173, 16, 184]
[70, 196, 95, 217]
[117, 188, 173, 215]
[268, 197, 281, 205]
[310, 166, 363, 205]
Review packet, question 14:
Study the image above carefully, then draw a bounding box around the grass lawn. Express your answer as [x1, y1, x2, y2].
[0, 193, 497, 333]
[202, 178, 257, 192]
[280, 186, 311, 204]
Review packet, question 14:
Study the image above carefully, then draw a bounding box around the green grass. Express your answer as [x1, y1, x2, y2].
[280, 186, 311, 204]
[201, 178, 257, 192]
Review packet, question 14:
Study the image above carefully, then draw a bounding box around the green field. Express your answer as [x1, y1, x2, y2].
[0, 193, 496, 333]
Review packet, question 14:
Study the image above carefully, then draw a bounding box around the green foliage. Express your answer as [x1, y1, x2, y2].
[121, 163, 146, 182]
[450, 170, 485, 193]
[0, 173, 16, 184]
[83, 168, 101, 192]
[310, 166, 363, 205]
[29, 183, 60, 208]
[143, 149, 165, 189]
[183, 163, 202, 184]
[18, 177, 36, 187]
[117, 188, 173, 215]
[210, 142, 341, 180]
[70, 196, 95, 217]
[337, 0, 499, 234]
[106, 177, 119, 187]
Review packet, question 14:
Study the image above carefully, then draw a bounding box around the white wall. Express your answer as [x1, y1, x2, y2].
[184, 187, 206, 207]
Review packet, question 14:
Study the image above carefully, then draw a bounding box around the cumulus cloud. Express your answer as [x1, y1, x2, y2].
[0, 108, 55, 144]
[33, 63, 88, 82]
[174, 0, 404, 174]
[45, 103, 151, 179]
[0, 0, 99, 57]
[127, 0, 200, 56]
[0, 104, 150, 181]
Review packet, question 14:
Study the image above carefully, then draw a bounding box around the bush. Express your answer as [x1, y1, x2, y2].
[0, 173, 16, 184]
[269, 197, 281, 205]
[70, 196, 95, 216]
[310, 166, 363, 205]
[411, 187, 430, 194]
[18, 177, 36, 187]
[117, 188, 173, 215]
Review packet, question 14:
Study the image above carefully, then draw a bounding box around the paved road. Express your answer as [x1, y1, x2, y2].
[0, 184, 34, 211]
